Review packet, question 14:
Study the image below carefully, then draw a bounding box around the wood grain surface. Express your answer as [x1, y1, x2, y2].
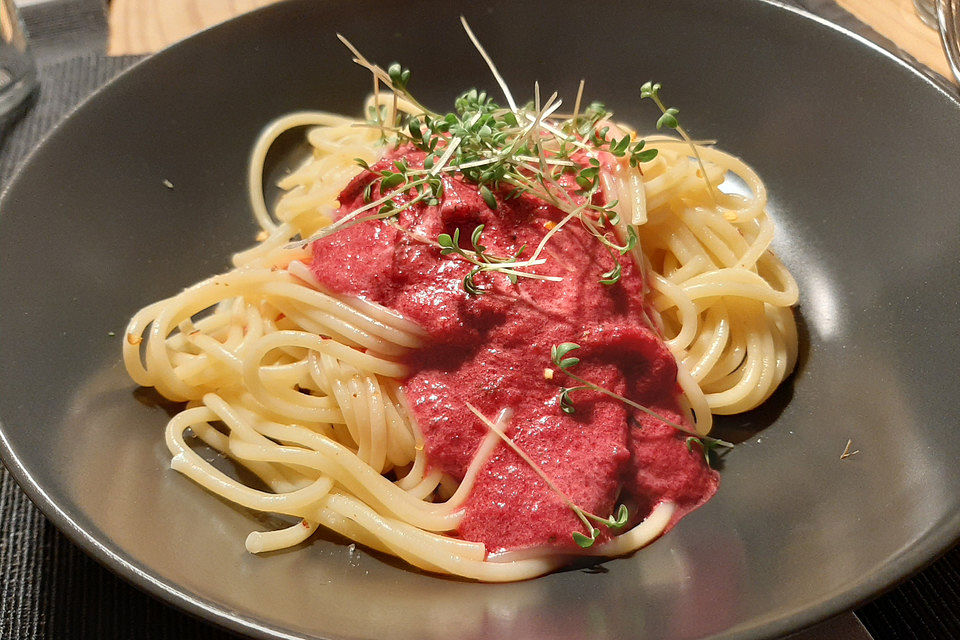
[835, 0, 952, 79]
[108, 0, 955, 84]
[108, 0, 282, 55]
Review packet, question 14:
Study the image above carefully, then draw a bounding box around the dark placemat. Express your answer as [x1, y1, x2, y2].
[0, 3, 957, 638]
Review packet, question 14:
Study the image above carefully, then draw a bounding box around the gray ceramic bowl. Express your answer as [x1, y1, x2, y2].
[2, 1, 960, 638]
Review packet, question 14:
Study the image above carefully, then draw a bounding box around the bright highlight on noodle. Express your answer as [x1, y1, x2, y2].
[123, 22, 798, 581]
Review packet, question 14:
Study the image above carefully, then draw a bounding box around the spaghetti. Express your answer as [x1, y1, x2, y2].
[123, 32, 798, 582]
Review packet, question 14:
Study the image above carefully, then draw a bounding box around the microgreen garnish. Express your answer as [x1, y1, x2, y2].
[685, 435, 735, 467]
[436, 224, 536, 294]
[640, 82, 716, 202]
[466, 403, 630, 549]
[550, 343, 732, 468]
[386, 62, 411, 91]
[599, 262, 622, 286]
[295, 23, 677, 295]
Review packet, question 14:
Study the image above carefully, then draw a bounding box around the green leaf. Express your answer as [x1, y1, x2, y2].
[551, 343, 582, 372]
[633, 148, 658, 164]
[380, 172, 404, 191]
[479, 185, 497, 210]
[571, 531, 594, 548]
[686, 436, 734, 468]
[639, 81, 661, 100]
[407, 120, 423, 142]
[611, 504, 629, 528]
[437, 232, 457, 255]
[387, 62, 409, 89]
[354, 158, 370, 170]
[622, 226, 638, 254]
[471, 224, 486, 252]
[463, 269, 483, 296]
[559, 388, 577, 414]
[600, 262, 622, 286]
[603, 207, 621, 226]
[657, 108, 679, 130]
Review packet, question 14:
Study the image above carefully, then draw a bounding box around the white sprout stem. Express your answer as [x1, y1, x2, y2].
[465, 403, 610, 533]
[465, 403, 579, 513]
[429, 137, 462, 176]
[459, 17, 518, 112]
[572, 79, 585, 123]
[564, 368, 699, 436]
[514, 155, 577, 167]
[531, 210, 580, 262]
[487, 268, 561, 282]
[337, 34, 436, 116]
[386, 222, 560, 280]
[327, 178, 427, 228]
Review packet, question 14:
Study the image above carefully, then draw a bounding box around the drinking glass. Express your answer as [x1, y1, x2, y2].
[914, 0, 939, 28]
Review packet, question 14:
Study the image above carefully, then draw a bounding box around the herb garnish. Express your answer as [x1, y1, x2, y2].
[299, 23, 676, 294]
[437, 225, 533, 295]
[466, 402, 629, 548]
[640, 81, 717, 203]
[551, 342, 732, 468]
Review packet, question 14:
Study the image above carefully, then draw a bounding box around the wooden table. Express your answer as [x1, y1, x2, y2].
[108, 0, 955, 84]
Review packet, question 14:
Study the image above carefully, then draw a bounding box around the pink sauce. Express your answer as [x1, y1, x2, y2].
[310, 146, 718, 555]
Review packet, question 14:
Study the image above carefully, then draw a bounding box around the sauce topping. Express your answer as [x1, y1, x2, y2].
[310, 147, 717, 554]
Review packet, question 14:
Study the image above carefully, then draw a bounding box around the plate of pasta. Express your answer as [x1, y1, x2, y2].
[1, 0, 959, 639]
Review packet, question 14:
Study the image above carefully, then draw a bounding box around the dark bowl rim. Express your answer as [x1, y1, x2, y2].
[1, 1, 959, 639]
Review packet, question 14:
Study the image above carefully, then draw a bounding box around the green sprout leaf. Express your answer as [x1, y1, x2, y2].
[378, 202, 396, 216]
[685, 436, 735, 468]
[611, 504, 629, 529]
[380, 171, 404, 191]
[572, 528, 599, 548]
[551, 343, 582, 370]
[559, 388, 577, 414]
[470, 224, 486, 251]
[479, 185, 497, 210]
[463, 268, 483, 296]
[620, 226, 638, 255]
[656, 107, 679, 130]
[387, 62, 411, 90]
[639, 81, 661, 100]
[600, 262, 622, 286]
[630, 148, 659, 166]
[437, 228, 461, 255]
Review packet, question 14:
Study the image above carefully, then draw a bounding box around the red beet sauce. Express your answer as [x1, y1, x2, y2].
[310, 147, 717, 555]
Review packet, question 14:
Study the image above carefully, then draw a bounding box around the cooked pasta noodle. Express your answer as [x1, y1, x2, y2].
[125, 72, 797, 580]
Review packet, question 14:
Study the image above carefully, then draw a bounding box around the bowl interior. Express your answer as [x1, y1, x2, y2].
[1, 1, 960, 639]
